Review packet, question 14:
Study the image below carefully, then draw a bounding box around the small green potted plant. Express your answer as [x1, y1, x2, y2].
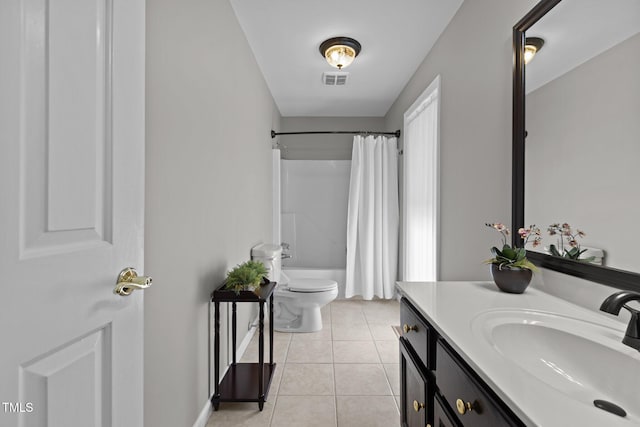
[547, 223, 595, 262]
[224, 260, 269, 294]
[484, 223, 540, 293]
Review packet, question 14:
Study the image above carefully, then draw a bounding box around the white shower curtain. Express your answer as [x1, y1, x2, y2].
[345, 135, 399, 300]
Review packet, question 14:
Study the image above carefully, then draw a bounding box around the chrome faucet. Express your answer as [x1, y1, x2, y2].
[600, 291, 640, 351]
[281, 242, 292, 259]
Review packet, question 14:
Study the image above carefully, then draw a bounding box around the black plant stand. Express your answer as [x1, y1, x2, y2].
[211, 282, 276, 411]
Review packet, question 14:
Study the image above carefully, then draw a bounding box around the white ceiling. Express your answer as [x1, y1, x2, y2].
[230, 0, 463, 117]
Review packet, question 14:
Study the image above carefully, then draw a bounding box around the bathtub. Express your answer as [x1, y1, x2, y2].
[283, 267, 347, 299]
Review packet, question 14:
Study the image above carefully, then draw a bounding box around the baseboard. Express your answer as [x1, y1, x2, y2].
[192, 398, 213, 427]
[237, 314, 259, 358]
[194, 315, 259, 427]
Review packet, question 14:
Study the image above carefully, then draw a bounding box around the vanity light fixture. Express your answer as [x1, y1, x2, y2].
[319, 37, 361, 70]
[524, 37, 545, 64]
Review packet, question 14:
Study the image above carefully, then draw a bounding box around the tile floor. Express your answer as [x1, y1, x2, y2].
[206, 299, 401, 427]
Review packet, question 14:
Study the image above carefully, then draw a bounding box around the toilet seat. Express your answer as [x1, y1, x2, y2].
[285, 278, 338, 293]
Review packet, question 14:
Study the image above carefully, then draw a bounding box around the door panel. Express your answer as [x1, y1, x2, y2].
[21, 327, 111, 427]
[22, 0, 113, 255]
[0, 0, 145, 425]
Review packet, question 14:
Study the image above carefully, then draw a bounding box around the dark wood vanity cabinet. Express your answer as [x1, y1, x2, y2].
[400, 297, 435, 426]
[400, 337, 431, 427]
[399, 298, 525, 427]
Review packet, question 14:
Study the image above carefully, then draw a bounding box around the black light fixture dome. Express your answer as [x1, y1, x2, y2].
[524, 37, 545, 64]
[319, 37, 362, 70]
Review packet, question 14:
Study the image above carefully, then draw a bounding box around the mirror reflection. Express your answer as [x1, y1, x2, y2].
[524, 0, 640, 273]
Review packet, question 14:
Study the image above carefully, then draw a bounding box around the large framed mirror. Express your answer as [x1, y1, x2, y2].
[513, 0, 640, 290]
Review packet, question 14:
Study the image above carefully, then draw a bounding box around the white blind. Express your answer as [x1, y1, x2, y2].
[403, 79, 439, 281]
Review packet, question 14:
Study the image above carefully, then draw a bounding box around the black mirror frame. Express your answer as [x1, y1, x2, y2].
[512, 0, 640, 291]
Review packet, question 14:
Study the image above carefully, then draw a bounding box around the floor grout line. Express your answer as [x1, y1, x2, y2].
[268, 335, 290, 426]
[333, 352, 339, 426]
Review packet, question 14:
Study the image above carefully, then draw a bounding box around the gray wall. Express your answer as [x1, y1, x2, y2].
[280, 116, 386, 160]
[526, 32, 640, 273]
[145, 0, 280, 425]
[384, 0, 537, 280]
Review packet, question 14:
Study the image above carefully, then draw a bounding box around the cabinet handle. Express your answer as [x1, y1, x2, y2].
[403, 323, 418, 334]
[456, 398, 475, 415]
[413, 400, 425, 412]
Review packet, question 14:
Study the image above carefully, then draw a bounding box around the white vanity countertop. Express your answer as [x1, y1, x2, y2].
[396, 281, 639, 427]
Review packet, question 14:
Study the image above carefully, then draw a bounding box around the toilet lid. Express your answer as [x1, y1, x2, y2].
[287, 278, 338, 293]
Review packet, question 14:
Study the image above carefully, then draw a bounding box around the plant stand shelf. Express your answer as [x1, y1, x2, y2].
[211, 281, 276, 411]
[216, 363, 276, 403]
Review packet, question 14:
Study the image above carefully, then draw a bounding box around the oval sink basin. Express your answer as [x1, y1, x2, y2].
[473, 310, 640, 417]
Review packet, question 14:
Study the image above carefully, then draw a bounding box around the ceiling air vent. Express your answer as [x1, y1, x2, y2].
[322, 71, 349, 86]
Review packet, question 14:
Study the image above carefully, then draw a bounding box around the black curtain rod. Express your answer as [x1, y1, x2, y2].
[270, 129, 401, 139]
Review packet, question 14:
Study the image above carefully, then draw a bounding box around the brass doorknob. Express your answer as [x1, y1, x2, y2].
[456, 398, 474, 415]
[413, 400, 425, 412]
[403, 323, 418, 334]
[114, 267, 152, 296]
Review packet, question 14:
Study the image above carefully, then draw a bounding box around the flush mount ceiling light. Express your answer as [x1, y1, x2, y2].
[319, 37, 361, 70]
[524, 37, 545, 64]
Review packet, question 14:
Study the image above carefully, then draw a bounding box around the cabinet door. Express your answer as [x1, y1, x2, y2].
[400, 337, 431, 427]
[436, 339, 523, 427]
[401, 298, 434, 369]
[433, 395, 460, 427]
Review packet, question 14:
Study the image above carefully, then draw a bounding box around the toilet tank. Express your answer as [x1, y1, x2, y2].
[250, 244, 282, 283]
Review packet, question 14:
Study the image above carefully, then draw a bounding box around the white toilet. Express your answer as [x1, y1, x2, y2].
[251, 244, 338, 332]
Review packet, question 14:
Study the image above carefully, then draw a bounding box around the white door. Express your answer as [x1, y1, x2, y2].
[0, 0, 146, 426]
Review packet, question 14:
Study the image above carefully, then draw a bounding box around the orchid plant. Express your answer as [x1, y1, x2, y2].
[485, 223, 540, 271]
[547, 223, 595, 262]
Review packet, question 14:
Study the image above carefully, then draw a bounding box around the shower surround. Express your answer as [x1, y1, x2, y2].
[279, 159, 351, 298]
